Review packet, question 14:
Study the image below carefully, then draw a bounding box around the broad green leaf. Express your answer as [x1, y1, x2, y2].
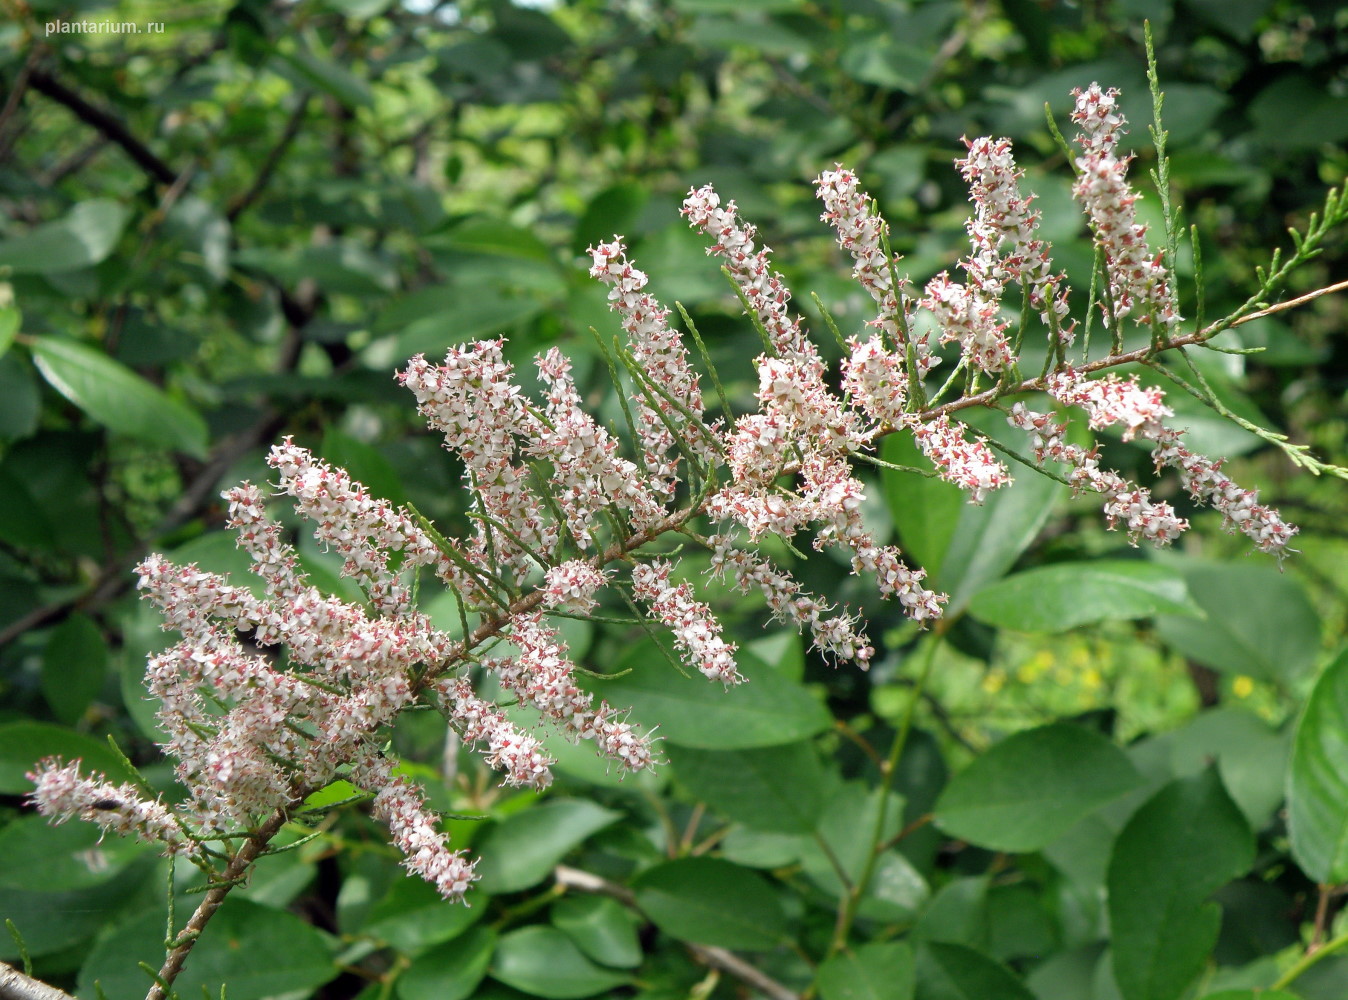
[882, 432, 960, 576]
[277, 44, 373, 108]
[914, 941, 1035, 1000]
[1108, 771, 1254, 1000]
[0, 352, 39, 439]
[798, 782, 929, 921]
[0, 304, 18, 357]
[665, 740, 825, 832]
[816, 941, 916, 1000]
[634, 858, 787, 950]
[0, 814, 150, 891]
[40, 613, 108, 723]
[326, 0, 393, 16]
[321, 428, 407, 507]
[1199, 993, 1301, 1000]
[442, 217, 555, 263]
[935, 724, 1143, 852]
[1155, 561, 1319, 681]
[363, 874, 484, 956]
[392, 290, 546, 361]
[473, 799, 620, 894]
[721, 827, 806, 868]
[0, 721, 137, 793]
[968, 560, 1201, 632]
[1167, 708, 1288, 830]
[0, 200, 130, 273]
[0, 857, 155, 961]
[29, 337, 208, 457]
[580, 642, 830, 749]
[1289, 648, 1348, 883]
[571, 182, 650, 257]
[490, 926, 631, 998]
[550, 895, 641, 968]
[397, 925, 495, 1000]
[78, 898, 338, 1000]
[913, 876, 990, 949]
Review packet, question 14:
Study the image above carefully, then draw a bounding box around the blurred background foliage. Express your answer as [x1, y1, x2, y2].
[2, 0, 1348, 998]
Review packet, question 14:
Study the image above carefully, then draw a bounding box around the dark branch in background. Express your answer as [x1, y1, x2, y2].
[28, 68, 177, 185]
[0, 46, 41, 162]
[226, 92, 312, 222]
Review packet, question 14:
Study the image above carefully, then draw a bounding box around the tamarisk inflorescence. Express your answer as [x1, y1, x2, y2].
[28, 83, 1302, 920]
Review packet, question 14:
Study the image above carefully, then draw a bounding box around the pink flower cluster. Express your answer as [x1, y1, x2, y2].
[632, 561, 743, 684]
[815, 167, 936, 375]
[351, 749, 477, 899]
[30, 83, 1302, 909]
[1071, 84, 1180, 331]
[956, 137, 1071, 336]
[477, 612, 656, 770]
[588, 239, 718, 495]
[1009, 401, 1188, 547]
[27, 759, 187, 853]
[1010, 369, 1299, 558]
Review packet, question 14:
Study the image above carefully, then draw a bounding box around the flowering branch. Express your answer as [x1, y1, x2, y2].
[22, 78, 1347, 1000]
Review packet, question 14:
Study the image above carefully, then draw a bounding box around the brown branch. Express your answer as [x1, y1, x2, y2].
[0, 45, 41, 163]
[145, 811, 291, 1000]
[28, 68, 178, 186]
[926, 277, 1348, 422]
[0, 963, 74, 1000]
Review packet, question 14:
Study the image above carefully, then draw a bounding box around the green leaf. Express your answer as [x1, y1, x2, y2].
[1107, 771, 1254, 1000]
[0, 304, 18, 357]
[0, 857, 154, 961]
[1167, 708, 1288, 830]
[391, 289, 546, 361]
[1155, 561, 1319, 682]
[1198, 993, 1301, 1000]
[277, 43, 373, 108]
[550, 895, 641, 968]
[968, 560, 1201, 632]
[0, 721, 137, 793]
[397, 925, 495, 1000]
[634, 857, 787, 950]
[490, 926, 631, 998]
[473, 799, 620, 894]
[321, 428, 407, 507]
[363, 874, 484, 956]
[29, 337, 209, 457]
[40, 613, 108, 723]
[0, 352, 39, 439]
[580, 642, 831, 749]
[798, 781, 931, 921]
[1289, 648, 1348, 883]
[817, 941, 916, 1000]
[0, 814, 150, 891]
[913, 941, 1035, 1000]
[78, 898, 338, 1000]
[0, 200, 130, 274]
[571, 182, 649, 257]
[934, 724, 1143, 852]
[665, 740, 825, 832]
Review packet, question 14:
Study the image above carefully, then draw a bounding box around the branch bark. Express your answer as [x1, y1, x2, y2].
[28, 68, 177, 186]
[0, 963, 74, 1000]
